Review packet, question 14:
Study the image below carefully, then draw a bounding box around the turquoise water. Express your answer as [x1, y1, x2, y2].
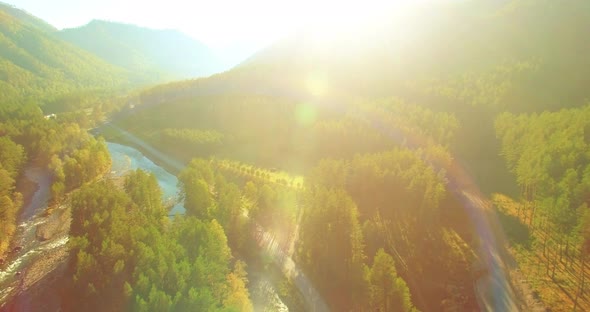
[107, 142, 185, 215]
[107, 142, 289, 310]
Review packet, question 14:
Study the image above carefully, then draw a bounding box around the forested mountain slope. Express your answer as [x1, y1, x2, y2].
[235, 0, 590, 112]
[129, 0, 590, 194]
[495, 106, 590, 310]
[0, 4, 129, 104]
[59, 20, 223, 81]
[0, 2, 55, 32]
[105, 1, 590, 311]
[134, 0, 590, 114]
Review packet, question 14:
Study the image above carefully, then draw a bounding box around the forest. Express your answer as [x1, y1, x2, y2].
[0, 101, 111, 256]
[102, 1, 590, 310]
[2, 0, 590, 311]
[64, 169, 252, 311]
[106, 91, 479, 310]
[495, 106, 590, 309]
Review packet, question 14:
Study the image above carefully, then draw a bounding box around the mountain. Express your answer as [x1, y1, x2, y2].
[59, 20, 223, 81]
[109, 3, 590, 310]
[0, 1, 55, 32]
[132, 0, 590, 190]
[0, 4, 129, 105]
[233, 0, 590, 111]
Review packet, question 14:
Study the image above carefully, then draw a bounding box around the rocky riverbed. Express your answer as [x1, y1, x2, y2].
[0, 167, 71, 311]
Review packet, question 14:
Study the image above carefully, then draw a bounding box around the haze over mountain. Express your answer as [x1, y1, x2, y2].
[58, 20, 225, 81]
[115, 4, 590, 309]
[2, 0, 590, 311]
[0, 1, 245, 106]
[0, 2, 128, 104]
[0, 1, 54, 32]
[233, 0, 590, 110]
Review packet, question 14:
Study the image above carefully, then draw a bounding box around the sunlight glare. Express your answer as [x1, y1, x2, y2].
[305, 72, 328, 97]
[304, 1, 396, 47]
[295, 102, 318, 126]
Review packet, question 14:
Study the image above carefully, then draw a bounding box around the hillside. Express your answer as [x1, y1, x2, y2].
[0, 2, 55, 32]
[59, 20, 223, 81]
[235, 0, 590, 111]
[106, 1, 590, 311]
[0, 4, 129, 105]
[126, 0, 590, 194]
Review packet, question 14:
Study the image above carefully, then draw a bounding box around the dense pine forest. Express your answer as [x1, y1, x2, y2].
[1, 0, 590, 311]
[0, 102, 111, 249]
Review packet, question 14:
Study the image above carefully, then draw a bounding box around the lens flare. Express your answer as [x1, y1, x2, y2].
[296, 102, 318, 126]
[305, 73, 327, 97]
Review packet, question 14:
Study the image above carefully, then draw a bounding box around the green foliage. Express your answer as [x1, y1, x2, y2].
[0, 139, 23, 253]
[114, 84, 476, 311]
[124, 169, 165, 217]
[161, 128, 224, 145]
[0, 136, 25, 178]
[298, 186, 367, 310]
[214, 158, 305, 189]
[366, 249, 415, 312]
[0, 192, 17, 254]
[296, 148, 476, 310]
[0, 99, 110, 255]
[496, 105, 590, 310]
[422, 60, 540, 111]
[0, 2, 56, 32]
[61, 137, 111, 190]
[67, 170, 253, 311]
[178, 159, 214, 219]
[309, 149, 447, 222]
[20, 1, 590, 310]
[58, 20, 222, 82]
[496, 105, 590, 232]
[0, 7, 129, 105]
[352, 98, 460, 148]
[158, 128, 224, 159]
[223, 261, 253, 312]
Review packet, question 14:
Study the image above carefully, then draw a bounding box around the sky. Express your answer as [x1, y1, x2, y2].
[6, 0, 436, 49]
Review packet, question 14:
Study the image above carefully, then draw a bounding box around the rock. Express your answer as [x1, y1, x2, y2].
[36, 226, 52, 242]
[36, 207, 70, 241]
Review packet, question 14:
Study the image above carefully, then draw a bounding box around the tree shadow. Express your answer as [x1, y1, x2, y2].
[497, 210, 531, 249]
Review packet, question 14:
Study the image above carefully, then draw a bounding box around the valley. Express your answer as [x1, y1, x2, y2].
[1, 0, 590, 311]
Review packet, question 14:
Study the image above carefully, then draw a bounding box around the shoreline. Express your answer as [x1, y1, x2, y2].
[0, 169, 41, 258]
[0, 167, 112, 310]
[15, 171, 40, 219]
[100, 129, 186, 176]
[104, 136, 186, 176]
[102, 137, 305, 310]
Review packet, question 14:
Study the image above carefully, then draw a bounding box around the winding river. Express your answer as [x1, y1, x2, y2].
[107, 142, 288, 310]
[0, 167, 68, 307]
[0, 142, 287, 310]
[108, 142, 185, 216]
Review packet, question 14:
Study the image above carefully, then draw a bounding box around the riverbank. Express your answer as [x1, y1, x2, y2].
[248, 256, 306, 312]
[103, 139, 304, 310]
[0, 170, 41, 259]
[15, 172, 39, 218]
[0, 245, 68, 312]
[100, 124, 186, 175]
[0, 166, 69, 310]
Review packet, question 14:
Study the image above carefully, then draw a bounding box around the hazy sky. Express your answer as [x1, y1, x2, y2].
[7, 0, 425, 48]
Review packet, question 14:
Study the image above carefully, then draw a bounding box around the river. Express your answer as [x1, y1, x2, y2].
[0, 167, 69, 309]
[108, 142, 185, 216]
[107, 142, 289, 311]
[0, 134, 525, 312]
[1, 142, 288, 311]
